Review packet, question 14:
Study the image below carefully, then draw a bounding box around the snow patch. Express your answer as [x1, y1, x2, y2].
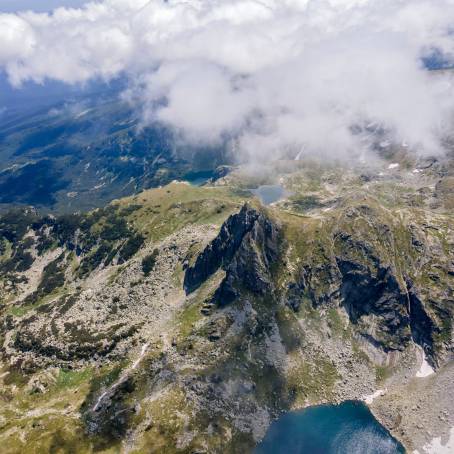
[416, 348, 435, 378]
[388, 163, 400, 170]
[414, 427, 454, 454]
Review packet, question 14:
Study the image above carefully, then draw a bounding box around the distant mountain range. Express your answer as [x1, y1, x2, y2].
[0, 86, 229, 213]
[0, 57, 450, 215]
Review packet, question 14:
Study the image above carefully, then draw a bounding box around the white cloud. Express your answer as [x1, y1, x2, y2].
[1, 0, 454, 160]
[0, 14, 36, 63]
[137, 61, 255, 143]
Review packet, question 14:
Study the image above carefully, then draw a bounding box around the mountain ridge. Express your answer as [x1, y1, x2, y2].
[0, 157, 453, 452]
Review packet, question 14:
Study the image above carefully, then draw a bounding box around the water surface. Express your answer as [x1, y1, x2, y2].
[183, 170, 215, 186]
[251, 184, 288, 205]
[255, 401, 405, 454]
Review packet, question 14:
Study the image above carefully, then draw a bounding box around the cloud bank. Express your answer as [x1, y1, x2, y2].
[2, 0, 454, 161]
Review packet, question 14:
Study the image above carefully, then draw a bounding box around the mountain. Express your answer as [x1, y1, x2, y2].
[0, 91, 229, 214]
[0, 155, 453, 453]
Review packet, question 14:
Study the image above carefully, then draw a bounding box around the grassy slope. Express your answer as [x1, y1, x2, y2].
[0, 182, 251, 453]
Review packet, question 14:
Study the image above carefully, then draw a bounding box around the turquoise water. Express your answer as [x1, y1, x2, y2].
[183, 170, 216, 186]
[251, 184, 288, 205]
[255, 401, 405, 454]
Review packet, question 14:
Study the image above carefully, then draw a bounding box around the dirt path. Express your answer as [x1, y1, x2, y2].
[92, 342, 150, 412]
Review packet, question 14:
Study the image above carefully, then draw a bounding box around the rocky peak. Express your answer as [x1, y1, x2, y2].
[184, 203, 281, 304]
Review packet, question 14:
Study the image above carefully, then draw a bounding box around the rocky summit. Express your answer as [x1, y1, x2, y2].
[0, 156, 453, 453]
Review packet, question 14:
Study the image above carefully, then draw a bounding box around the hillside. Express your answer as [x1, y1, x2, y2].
[0, 96, 229, 214]
[0, 156, 453, 453]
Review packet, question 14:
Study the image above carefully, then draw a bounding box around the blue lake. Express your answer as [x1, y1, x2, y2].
[251, 185, 288, 205]
[255, 401, 405, 454]
[183, 170, 216, 186]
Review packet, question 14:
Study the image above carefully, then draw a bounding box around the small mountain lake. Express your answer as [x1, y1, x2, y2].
[250, 184, 289, 205]
[183, 170, 216, 186]
[255, 401, 405, 454]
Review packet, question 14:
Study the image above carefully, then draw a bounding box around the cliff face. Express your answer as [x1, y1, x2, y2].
[185, 202, 453, 369]
[185, 203, 281, 304]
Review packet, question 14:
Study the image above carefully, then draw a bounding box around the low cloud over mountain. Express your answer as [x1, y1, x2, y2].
[2, 0, 454, 160]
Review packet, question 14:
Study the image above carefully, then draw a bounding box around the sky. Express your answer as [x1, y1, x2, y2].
[0, 0, 88, 13]
[0, 0, 454, 162]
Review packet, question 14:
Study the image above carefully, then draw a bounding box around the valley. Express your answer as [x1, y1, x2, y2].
[0, 96, 229, 214]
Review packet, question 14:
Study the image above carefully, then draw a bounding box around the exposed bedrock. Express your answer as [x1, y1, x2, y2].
[186, 204, 453, 368]
[184, 203, 281, 305]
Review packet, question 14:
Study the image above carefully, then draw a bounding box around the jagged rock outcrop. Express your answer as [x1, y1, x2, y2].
[406, 283, 439, 363]
[184, 200, 453, 368]
[283, 204, 454, 368]
[184, 203, 281, 305]
[335, 236, 412, 352]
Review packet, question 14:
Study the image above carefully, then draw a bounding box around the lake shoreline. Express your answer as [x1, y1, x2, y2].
[256, 400, 405, 454]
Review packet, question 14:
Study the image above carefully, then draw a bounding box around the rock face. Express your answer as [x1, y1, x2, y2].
[186, 201, 453, 370]
[185, 203, 281, 304]
[336, 255, 411, 351]
[296, 205, 452, 368]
